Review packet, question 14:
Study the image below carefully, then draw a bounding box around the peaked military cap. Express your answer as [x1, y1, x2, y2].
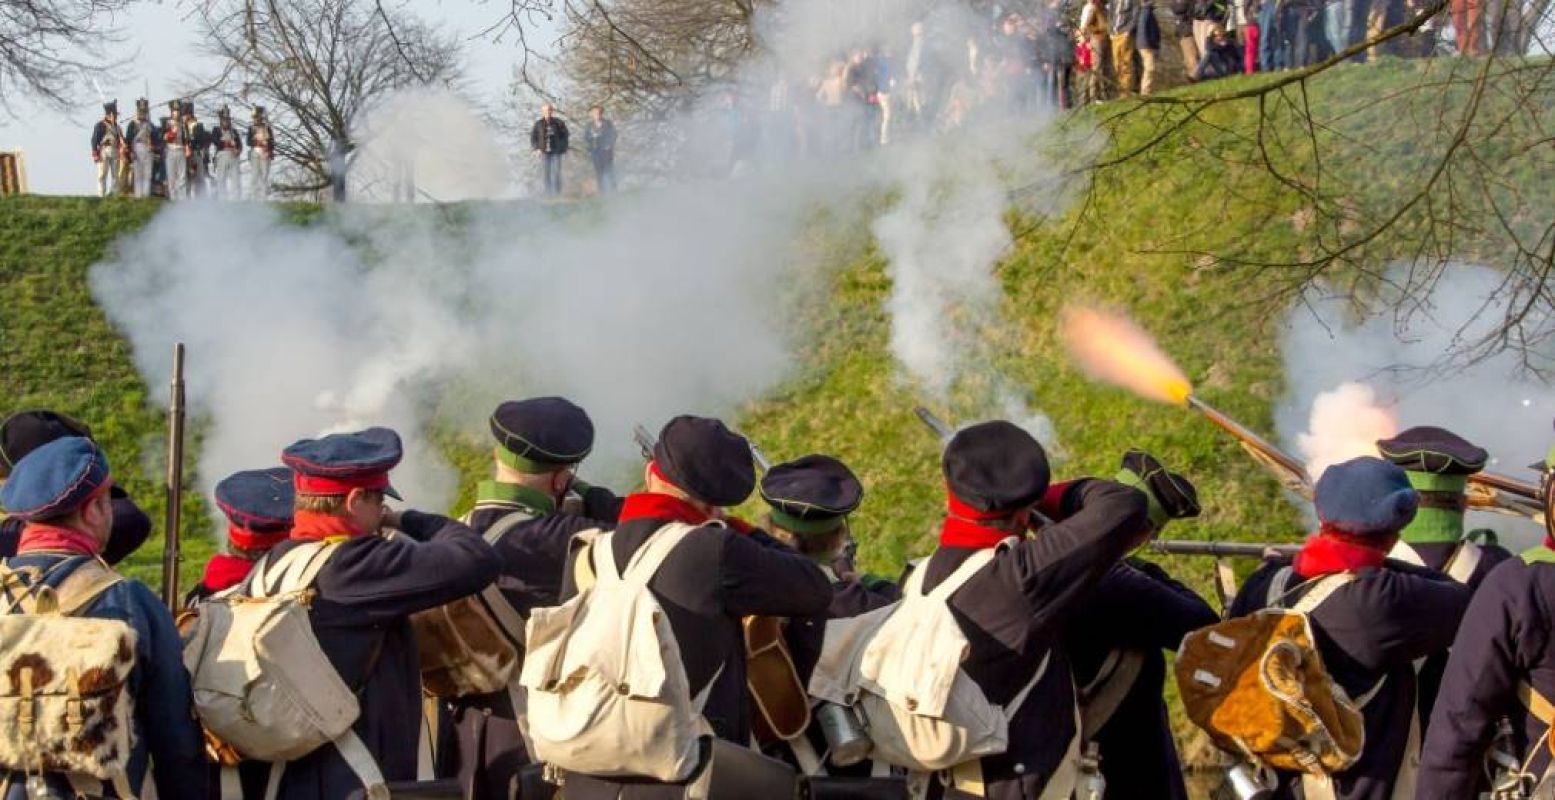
[653, 416, 755, 507]
[0, 437, 112, 521]
[943, 421, 1051, 516]
[1315, 456, 1418, 539]
[135, 97, 149, 111]
[253, 106, 267, 118]
[489, 397, 595, 473]
[282, 427, 403, 500]
[0, 410, 93, 478]
[103, 101, 118, 115]
[760, 455, 863, 535]
[1116, 449, 1201, 527]
[216, 467, 295, 531]
[1377, 426, 1488, 476]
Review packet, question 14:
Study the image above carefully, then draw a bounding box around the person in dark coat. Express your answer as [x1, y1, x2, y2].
[439, 397, 622, 800]
[757, 454, 900, 777]
[90, 101, 125, 197]
[250, 427, 501, 800]
[0, 410, 151, 565]
[124, 98, 159, 198]
[1228, 456, 1471, 800]
[1194, 26, 1244, 80]
[184, 467, 294, 606]
[910, 421, 1151, 799]
[1135, 1, 1164, 95]
[530, 103, 569, 197]
[1376, 426, 1512, 732]
[583, 105, 617, 194]
[1416, 443, 1555, 798]
[1065, 450, 1217, 800]
[0, 437, 209, 800]
[556, 415, 834, 799]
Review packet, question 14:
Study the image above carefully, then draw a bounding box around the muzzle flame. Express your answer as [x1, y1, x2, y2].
[1060, 306, 1194, 405]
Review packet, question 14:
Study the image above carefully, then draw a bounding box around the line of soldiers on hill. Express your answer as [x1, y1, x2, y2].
[3, 399, 1555, 799]
[90, 99, 275, 201]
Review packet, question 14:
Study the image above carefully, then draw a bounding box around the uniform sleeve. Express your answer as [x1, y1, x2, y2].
[1004, 478, 1151, 626]
[580, 485, 624, 522]
[498, 513, 607, 612]
[315, 514, 501, 623]
[1418, 561, 1539, 798]
[125, 582, 210, 800]
[530, 121, 541, 150]
[717, 529, 833, 618]
[1082, 562, 1218, 651]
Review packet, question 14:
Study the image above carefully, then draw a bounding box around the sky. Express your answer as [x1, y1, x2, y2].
[0, 0, 553, 195]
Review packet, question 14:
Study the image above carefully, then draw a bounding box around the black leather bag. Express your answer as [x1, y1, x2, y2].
[803, 776, 910, 800]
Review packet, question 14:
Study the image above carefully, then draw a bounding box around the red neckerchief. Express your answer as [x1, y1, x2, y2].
[1293, 525, 1389, 578]
[227, 523, 289, 552]
[201, 553, 257, 593]
[17, 523, 103, 556]
[617, 492, 710, 526]
[939, 485, 1028, 548]
[290, 509, 365, 541]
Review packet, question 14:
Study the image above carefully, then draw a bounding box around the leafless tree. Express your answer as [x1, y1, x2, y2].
[196, 0, 463, 198]
[0, 0, 132, 110]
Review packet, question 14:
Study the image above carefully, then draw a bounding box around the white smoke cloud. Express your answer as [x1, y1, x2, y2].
[1296, 382, 1398, 481]
[88, 0, 1087, 541]
[1277, 263, 1555, 545]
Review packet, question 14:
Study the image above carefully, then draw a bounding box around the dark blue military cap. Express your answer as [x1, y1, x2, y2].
[1376, 426, 1488, 477]
[653, 416, 755, 507]
[0, 410, 93, 478]
[0, 437, 112, 521]
[215, 467, 295, 531]
[942, 421, 1051, 516]
[489, 397, 595, 473]
[760, 455, 863, 535]
[282, 427, 403, 500]
[1315, 456, 1418, 538]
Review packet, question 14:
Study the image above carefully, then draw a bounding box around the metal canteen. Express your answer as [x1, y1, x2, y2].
[816, 702, 872, 767]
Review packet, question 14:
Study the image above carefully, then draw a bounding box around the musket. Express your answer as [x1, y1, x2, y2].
[632, 424, 656, 461]
[161, 343, 187, 609]
[1184, 393, 1544, 520]
[1150, 540, 1299, 558]
[912, 406, 1055, 527]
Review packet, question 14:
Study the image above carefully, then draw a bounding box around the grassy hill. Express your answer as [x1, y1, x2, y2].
[3, 55, 1552, 784]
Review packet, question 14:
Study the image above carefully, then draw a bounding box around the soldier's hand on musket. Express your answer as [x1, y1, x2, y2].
[1117, 449, 1202, 535]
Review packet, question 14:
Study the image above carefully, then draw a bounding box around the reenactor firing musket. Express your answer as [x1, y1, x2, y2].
[1060, 306, 1543, 522]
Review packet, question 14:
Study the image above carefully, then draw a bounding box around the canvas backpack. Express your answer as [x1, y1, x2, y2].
[412, 510, 532, 698]
[807, 538, 1052, 773]
[0, 556, 139, 799]
[1176, 570, 1371, 780]
[182, 540, 388, 799]
[519, 522, 719, 783]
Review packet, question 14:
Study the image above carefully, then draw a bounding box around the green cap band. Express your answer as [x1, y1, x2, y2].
[496, 446, 571, 475]
[1114, 468, 1169, 529]
[474, 480, 557, 514]
[1404, 471, 1469, 493]
[768, 507, 847, 536]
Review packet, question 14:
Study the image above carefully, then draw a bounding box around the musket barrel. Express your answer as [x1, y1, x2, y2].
[1472, 470, 1541, 501]
[161, 343, 186, 609]
[1185, 394, 1308, 478]
[1150, 540, 1300, 558]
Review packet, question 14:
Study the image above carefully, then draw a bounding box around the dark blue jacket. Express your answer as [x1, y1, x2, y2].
[1230, 557, 1470, 800]
[0, 552, 208, 800]
[260, 511, 500, 800]
[1066, 558, 1217, 800]
[1418, 554, 1555, 798]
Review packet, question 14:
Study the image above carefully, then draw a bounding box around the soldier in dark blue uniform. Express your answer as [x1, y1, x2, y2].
[910, 421, 1151, 799]
[756, 455, 899, 778]
[1065, 450, 1217, 800]
[185, 467, 294, 605]
[440, 397, 623, 800]
[0, 410, 151, 564]
[1417, 444, 1555, 798]
[252, 427, 500, 800]
[0, 437, 208, 800]
[1228, 457, 1471, 800]
[556, 415, 833, 799]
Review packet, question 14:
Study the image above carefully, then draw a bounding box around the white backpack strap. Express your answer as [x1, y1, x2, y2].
[1003, 649, 1052, 716]
[483, 510, 536, 545]
[1265, 565, 1295, 609]
[250, 541, 337, 598]
[334, 728, 388, 799]
[473, 511, 540, 649]
[922, 537, 1015, 602]
[1387, 541, 1426, 567]
[1445, 541, 1483, 585]
[620, 522, 701, 586]
[1290, 573, 1356, 616]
